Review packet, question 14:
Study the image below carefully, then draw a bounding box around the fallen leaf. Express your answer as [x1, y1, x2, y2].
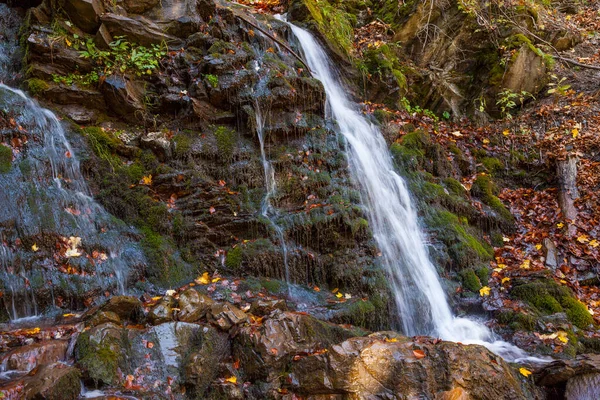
[225, 376, 237, 384]
[413, 349, 426, 359]
[519, 367, 532, 377]
[32, 243, 39, 252]
[479, 286, 491, 296]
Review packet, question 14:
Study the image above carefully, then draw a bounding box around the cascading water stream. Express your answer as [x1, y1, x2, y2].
[0, 4, 143, 320]
[287, 22, 545, 362]
[253, 100, 291, 288]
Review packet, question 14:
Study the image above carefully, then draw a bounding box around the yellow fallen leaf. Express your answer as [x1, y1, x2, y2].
[32, 243, 39, 252]
[65, 38, 72, 47]
[479, 286, 491, 296]
[589, 239, 599, 248]
[557, 222, 564, 228]
[384, 337, 398, 343]
[331, 288, 339, 293]
[141, 175, 152, 185]
[482, 138, 490, 144]
[336, 292, 343, 298]
[451, 131, 463, 137]
[535, 244, 542, 251]
[502, 129, 510, 136]
[520, 260, 531, 269]
[225, 376, 237, 384]
[572, 128, 579, 138]
[196, 272, 210, 285]
[501, 277, 510, 284]
[557, 331, 569, 344]
[519, 367, 532, 377]
[502, 236, 511, 242]
[497, 263, 507, 269]
[211, 277, 221, 283]
[577, 234, 589, 243]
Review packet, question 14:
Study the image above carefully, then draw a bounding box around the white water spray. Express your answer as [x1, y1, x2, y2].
[288, 23, 544, 362]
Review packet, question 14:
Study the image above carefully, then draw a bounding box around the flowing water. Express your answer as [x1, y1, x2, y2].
[0, 4, 143, 320]
[288, 22, 544, 362]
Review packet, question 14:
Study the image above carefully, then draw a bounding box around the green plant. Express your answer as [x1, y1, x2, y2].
[0, 144, 12, 174]
[204, 74, 219, 88]
[496, 89, 534, 120]
[547, 75, 571, 102]
[79, 36, 166, 77]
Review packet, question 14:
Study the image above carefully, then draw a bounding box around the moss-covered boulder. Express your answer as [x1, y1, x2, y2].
[75, 322, 123, 386]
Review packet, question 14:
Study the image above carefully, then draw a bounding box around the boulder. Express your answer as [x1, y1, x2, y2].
[145, 0, 202, 38]
[1, 340, 68, 372]
[140, 131, 173, 162]
[287, 332, 542, 399]
[94, 23, 113, 49]
[87, 310, 122, 327]
[100, 75, 144, 122]
[99, 295, 144, 323]
[249, 299, 287, 316]
[148, 296, 175, 325]
[184, 325, 230, 396]
[60, 104, 98, 124]
[233, 311, 357, 380]
[100, 13, 183, 47]
[22, 362, 81, 400]
[535, 353, 600, 387]
[121, 0, 160, 14]
[61, 0, 105, 34]
[502, 44, 547, 96]
[209, 302, 248, 331]
[177, 288, 214, 322]
[74, 322, 123, 385]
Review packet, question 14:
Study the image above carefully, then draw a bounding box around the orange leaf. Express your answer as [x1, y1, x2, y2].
[413, 349, 426, 359]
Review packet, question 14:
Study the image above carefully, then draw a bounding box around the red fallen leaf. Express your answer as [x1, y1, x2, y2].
[147, 341, 154, 349]
[209, 206, 216, 214]
[233, 359, 240, 369]
[65, 151, 71, 158]
[270, 348, 278, 355]
[167, 376, 174, 385]
[413, 349, 426, 359]
[218, 180, 226, 187]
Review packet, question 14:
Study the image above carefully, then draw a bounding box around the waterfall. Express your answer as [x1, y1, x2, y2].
[0, 4, 143, 319]
[254, 99, 291, 287]
[287, 22, 543, 362]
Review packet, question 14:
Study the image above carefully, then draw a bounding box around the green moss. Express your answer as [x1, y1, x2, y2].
[481, 157, 504, 174]
[427, 210, 493, 270]
[358, 43, 407, 91]
[475, 267, 490, 286]
[140, 226, 190, 287]
[213, 125, 236, 160]
[173, 134, 192, 157]
[225, 246, 243, 271]
[302, 0, 355, 58]
[75, 331, 121, 386]
[27, 78, 49, 96]
[79, 126, 122, 169]
[344, 300, 376, 327]
[460, 269, 482, 292]
[261, 278, 282, 294]
[562, 297, 594, 329]
[443, 177, 466, 198]
[0, 144, 12, 174]
[471, 175, 514, 222]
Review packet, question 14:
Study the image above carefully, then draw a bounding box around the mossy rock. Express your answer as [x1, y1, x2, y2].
[460, 269, 481, 292]
[0, 144, 12, 174]
[27, 78, 50, 96]
[510, 279, 595, 329]
[471, 175, 514, 223]
[75, 325, 123, 386]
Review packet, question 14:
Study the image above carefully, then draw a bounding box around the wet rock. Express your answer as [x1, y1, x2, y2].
[233, 311, 357, 381]
[287, 334, 541, 399]
[177, 288, 214, 322]
[535, 353, 600, 387]
[22, 362, 81, 400]
[100, 13, 183, 47]
[61, 0, 104, 34]
[209, 302, 248, 331]
[27, 33, 94, 74]
[249, 299, 287, 316]
[94, 23, 113, 49]
[196, 0, 216, 21]
[1, 340, 68, 372]
[60, 104, 98, 124]
[99, 295, 144, 323]
[43, 84, 107, 111]
[74, 322, 123, 386]
[148, 296, 175, 325]
[100, 75, 144, 122]
[184, 325, 230, 396]
[87, 310, 122, 327]
[140, 131, 173, 162]
[145, 0, 202, 39]
[121, 0, 159, 14]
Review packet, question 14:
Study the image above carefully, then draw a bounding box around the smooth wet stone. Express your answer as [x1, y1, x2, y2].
[23, 362, 81, 400]
[99, 296, 144, 323]
[177, 288, 214, 322]
[209, 303, 247, 331]
[0, 340, 68, 372]
[148, 296, 175, 325]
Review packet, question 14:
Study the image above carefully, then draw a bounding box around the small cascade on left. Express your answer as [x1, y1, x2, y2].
[0, 4, 144, 321]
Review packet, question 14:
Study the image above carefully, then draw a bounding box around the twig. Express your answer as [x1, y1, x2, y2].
[234, 15, 313, 75]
